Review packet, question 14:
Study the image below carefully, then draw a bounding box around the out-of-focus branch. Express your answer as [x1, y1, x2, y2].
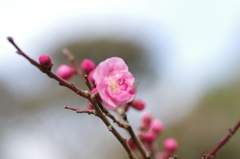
[203, 120, 240, 159]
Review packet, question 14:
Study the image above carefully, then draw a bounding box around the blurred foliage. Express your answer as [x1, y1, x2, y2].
[159, 79, 240, 159]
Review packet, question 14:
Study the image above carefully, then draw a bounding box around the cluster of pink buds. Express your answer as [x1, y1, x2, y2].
[55, 58, 95, 80]
[127, 112, 178, 159]
[37, 53, 177, 159]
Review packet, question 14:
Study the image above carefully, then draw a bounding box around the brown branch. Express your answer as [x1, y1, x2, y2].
[7, 37, 88, 98]
[8, 37, 137, 159]
[84, 74, 93, 91]
[205, 120, 240, 159]
[89, 94, 137, 159]
[64, 105, 95, 114]
[96, 100, 130, 128]
[116, 108, 151, 159]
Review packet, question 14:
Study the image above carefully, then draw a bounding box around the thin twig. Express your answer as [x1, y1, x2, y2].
[84, 74, 93, 91]
[64, 105, 95, 114]
[204, 120, 240, 159]
[62, 48, 84, 80]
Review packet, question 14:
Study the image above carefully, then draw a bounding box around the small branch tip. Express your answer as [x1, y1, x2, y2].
[7, 36, 13, 43]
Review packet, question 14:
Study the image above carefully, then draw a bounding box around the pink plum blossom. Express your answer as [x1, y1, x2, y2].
[93, 57, 135, 109]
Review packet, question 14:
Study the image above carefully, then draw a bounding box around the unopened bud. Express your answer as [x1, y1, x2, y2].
[87, 101, 94, 110]
[90, 88, 98, 94]
[163, 138, 178, 154]
[141, 112, 153, 129]
[56, 64, 74, 80]
[88, 69, 96, 82]
[127, 139, 137, 150]
[132, 100, 146, 111]
[80, 59, 95, 74]
[39, 54, 53, 69]
[150, 119, 163, 135]
[141, 132, 156, 143]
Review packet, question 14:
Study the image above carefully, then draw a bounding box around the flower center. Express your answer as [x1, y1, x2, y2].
[109, 77, 128, 92]
[110, 83, 118, 92]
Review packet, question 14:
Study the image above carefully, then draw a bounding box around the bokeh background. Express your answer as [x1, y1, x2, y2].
[1, 0, 240, 159]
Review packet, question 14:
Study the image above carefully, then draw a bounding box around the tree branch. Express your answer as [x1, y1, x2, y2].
[7, 37, 88, 98]
[204, 120, 240, 159]
[64, 105, 95, 114]
[116, 108, 151, 159]
[8, 37, 137, 159]
[89, 94, 137, 159]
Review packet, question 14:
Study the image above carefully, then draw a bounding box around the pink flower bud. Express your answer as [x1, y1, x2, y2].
[39, 54, 53, 69]
[143, 143, 151, 151]
[80, 59, 95, 74]
[128, 90, 135, 95]
[56, 64, 74, 80]
[141, 132, 156, 143]
[87, 101, 94, 110]
[150, 119, 163, 135]
[163, 138, 178, 154]
[141, 112, 153, 129]
[90, 88, 98, 94]
[132, 100, 146, 111]
[127, 139, 137, 151]
[88, 69, 96, 82]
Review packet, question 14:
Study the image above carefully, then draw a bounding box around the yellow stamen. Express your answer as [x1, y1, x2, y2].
[110, 84, 118, 92]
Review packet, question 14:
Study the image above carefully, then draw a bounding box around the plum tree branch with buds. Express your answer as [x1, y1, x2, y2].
[7, 37, 137, 159]
[7, 36, 240, 159]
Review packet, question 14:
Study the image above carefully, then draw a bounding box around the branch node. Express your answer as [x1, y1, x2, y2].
[107, 125, 113, 131]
